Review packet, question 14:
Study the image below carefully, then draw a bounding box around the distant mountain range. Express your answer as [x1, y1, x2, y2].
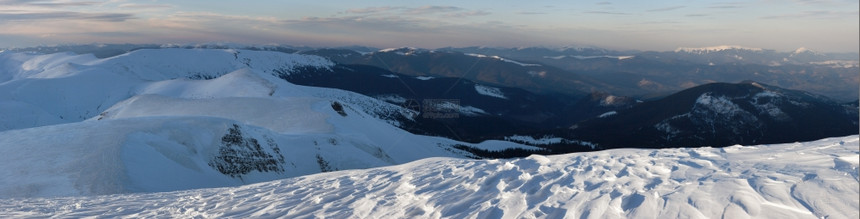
[298, 45, 858, 102]
[2, 44, 856, 152]
[281, 63, 858, 151]
[9, 44, 857, 101]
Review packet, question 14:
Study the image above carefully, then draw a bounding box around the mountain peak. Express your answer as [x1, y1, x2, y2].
[790, 47, 823, 57]
[674, 45, 763, 53]
[793, 47, 811, 54]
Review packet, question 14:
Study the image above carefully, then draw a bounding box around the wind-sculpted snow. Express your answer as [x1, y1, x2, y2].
[2, 136, 856, 218]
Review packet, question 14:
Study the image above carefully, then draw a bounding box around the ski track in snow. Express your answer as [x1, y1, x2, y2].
[2, 136, 857, 218]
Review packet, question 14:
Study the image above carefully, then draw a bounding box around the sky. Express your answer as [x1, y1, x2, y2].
[0, 0, 857, 52]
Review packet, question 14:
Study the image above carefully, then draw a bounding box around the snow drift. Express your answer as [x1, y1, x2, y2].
[1, 136, 856, 218]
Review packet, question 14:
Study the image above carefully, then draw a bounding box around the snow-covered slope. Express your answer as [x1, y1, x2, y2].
[0, 49, 538, 198]
[0, 49, 333, 132]
[1, 136, 856, 218]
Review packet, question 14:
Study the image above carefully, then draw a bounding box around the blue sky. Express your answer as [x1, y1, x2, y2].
[0, 0, 857, 52]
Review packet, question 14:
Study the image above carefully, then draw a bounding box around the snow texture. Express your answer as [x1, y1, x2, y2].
[1, 136, 856, 218]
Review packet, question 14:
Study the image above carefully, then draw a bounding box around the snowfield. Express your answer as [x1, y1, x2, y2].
[1, 136, 857, 218]
[0, 48, 537, 198]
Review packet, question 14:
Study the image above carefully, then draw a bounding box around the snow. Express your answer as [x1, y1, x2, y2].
[467, 140, 543, 152]
[810, 60, 859, 68]
[377, 47, 424, 56]
[428, 101, 488, 116]
[2, 135, 855, 218]
[1, 48, 857, 218]
[694, 93, 746, 116]
[373, 94, 408, 104]
[474, 84, 508, 99]
[464, 53, 541, 67]
[598, 111, 617, 118]
[378, 47, 411, 53]
[95, 48, 333, 81]
[0, 48, 534, 199]
[0, 49, 333, 132]
[793, 47, 812, 54]
[571, 55, 634, 60]
[504, 135, 598, 149]
[527, 70, 547, 77]
[751, 91, 790, 121]
[600, 95, 625, 106]
[544, 55, 567, 60]
[674, 45, 763, 53]
[458, 105, 488, 116]
[100, 95, 334, 134]
[505, 135, 565, 145]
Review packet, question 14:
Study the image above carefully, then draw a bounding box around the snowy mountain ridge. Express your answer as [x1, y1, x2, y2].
[0, 48, 538, 198]
[674, 45, 764, 53]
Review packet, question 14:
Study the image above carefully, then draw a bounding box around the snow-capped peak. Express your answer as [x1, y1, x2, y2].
[674, 45, 763, 53]
[377, 47, 427, 55]
[790, 47, 822, 56]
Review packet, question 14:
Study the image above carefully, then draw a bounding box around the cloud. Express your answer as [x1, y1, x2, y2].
[595, 2, 612, 5]
[518, 11, 547, 15]
[344, 5, 468, 16]
[405, 6, 462, 15]
[341, 5, 487, 18]
[0, 0, 101, 8]
[788, 0, 853, 5]
[584, 10, 630, 15]
[344, 6, 401, 14]
[449, 10, 490, 18]
[638, 21, 682, 25]
[759, 10, 859, 19]
[0, 11, 132, 22]
[646, 6, 685, 12]
[709, 5, 741, 9]
[118, 3, 173, 10]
